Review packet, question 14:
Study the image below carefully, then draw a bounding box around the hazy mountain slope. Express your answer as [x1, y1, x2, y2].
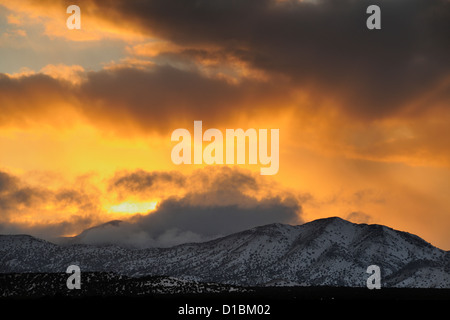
[1, 217, 448, 288]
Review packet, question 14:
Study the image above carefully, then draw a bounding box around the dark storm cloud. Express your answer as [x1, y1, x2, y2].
[76, 167, 304, 248]
[111, 170, 185, 191]
[0, 170, 101, 237]
[78, 65, 287, 133]
[109, 167, 268, 205]
[0, 73, 73, 126]
[0, 171, 48, 214]
[0, 65, 287, 134]
[0, 171, 17, 193]
[1, 0, 448, 133]
[79, 192, 301, 248]
[87, 0, 450, 119]
[195, 166, 260, 193]
[109, 169, 186, 199]
[54, 188, 99, 212]
[0, 168, 304, 247]
[136, 193, 300, 242]
[0, 170, 97, 214]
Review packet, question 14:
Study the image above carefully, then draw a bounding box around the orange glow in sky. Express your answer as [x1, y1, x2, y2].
[0, 0, 449, 250]
[105, 201, 158, 215]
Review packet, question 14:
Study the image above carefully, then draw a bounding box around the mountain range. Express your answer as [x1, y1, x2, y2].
[1, 217, 449, 288]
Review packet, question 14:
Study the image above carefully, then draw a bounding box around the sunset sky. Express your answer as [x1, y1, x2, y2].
[0, 0, 449, 249]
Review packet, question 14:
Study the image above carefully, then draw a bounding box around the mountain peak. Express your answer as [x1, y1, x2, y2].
[1, 217, 448, 288]
[75, 220, 123, 237]
[0, 234, 57, 251]
[92, 219, 123, 228]
[301, 216, 354, 232]
[248, 217, 350, 233]
[309, 216, 347, 225]
[0, 234, 48, 243]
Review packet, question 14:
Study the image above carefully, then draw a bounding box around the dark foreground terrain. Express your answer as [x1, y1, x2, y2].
[1, 272, 448, 317]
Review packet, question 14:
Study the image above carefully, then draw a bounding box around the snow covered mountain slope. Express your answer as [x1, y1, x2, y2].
[1, 217, 449, 288]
